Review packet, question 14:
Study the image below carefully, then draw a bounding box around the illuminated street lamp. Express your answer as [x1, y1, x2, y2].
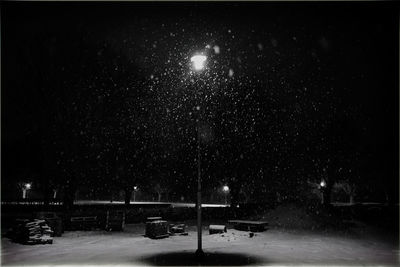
[133, 186, 138, 202]
[22, 183, 31, 199]
[190, 54, 207, 71]
[320, 179, 327, 204]
[190, 53, 207, 258]
[222, 185, 229, 205]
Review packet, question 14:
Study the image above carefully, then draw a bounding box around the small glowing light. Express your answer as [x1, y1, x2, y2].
[134, 186, 138, 191]
[190, 54, 207, 71]
[213, 45, 220, 54]
[320, 180, 326, 188]
[25, 183, 31, 189]
[223, 185, 229, 192]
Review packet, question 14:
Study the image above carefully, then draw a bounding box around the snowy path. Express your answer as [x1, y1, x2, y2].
[1, 224, 398, 266]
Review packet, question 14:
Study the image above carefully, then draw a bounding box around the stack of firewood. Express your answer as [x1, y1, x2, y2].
[12, 219, 53, 244]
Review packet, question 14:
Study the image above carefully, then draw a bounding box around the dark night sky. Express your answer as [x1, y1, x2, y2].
[1, 2, 399, 201]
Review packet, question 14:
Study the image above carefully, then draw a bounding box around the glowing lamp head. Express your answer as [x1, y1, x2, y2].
[190, 54, 207, 71]
[223, 185, 229, 192]
[134, 186, 138, 191]
[320, 180, 326, 188]
[25, 183, 31, 190]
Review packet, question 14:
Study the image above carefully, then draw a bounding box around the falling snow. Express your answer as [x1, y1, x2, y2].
[213, 45, 220, 54]
[2, 1, 398, 222]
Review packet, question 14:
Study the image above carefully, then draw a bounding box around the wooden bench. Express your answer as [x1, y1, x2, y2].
[228, 220, 269, 232]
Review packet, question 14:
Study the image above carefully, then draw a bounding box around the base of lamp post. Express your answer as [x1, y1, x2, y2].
[195, 249, 205, 260]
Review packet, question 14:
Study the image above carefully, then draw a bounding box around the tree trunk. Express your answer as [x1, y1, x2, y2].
[229, 185, 240, 219]
[43, 183, 50, 207]
[386, 187, 398, 206]
[243, 191, 250, 203]
[230, 186, 240, 207]
[63, 178, 76, 211]
[63, 189, 75, 211]
[124, 189, 132, 206]
[157, 192, 162, 202]
[322, 185, 332, 207]
[349, 194, 354, 205]
[384, 191, 389, 204]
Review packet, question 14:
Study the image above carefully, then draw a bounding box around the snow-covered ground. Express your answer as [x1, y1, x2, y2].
[2, 223, 398, 266]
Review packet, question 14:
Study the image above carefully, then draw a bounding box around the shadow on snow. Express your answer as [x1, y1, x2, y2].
[138, 251, 266, 266]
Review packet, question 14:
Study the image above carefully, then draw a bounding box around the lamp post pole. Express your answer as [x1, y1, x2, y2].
[190, 54, 207, 258]
[196, 123, 203, 256]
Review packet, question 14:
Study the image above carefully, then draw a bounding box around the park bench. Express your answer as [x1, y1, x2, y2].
[70, 216, 98, 230]
[228, 220, 269, 232]
[209, 224, 227, 234]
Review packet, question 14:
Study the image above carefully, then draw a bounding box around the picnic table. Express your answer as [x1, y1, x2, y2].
[228, 220, 269, 232]
[145, 220, 169, 239]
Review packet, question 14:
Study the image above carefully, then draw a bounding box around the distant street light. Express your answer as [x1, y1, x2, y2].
[320, 180, 327, 204]
[22, 183, 31, 199]
[190, 52, 207, 258]
[222, 185, 229, 205]
[133, 186, 138, 202]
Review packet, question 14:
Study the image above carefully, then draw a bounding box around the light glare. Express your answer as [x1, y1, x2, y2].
[191, 54, 207, 71]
